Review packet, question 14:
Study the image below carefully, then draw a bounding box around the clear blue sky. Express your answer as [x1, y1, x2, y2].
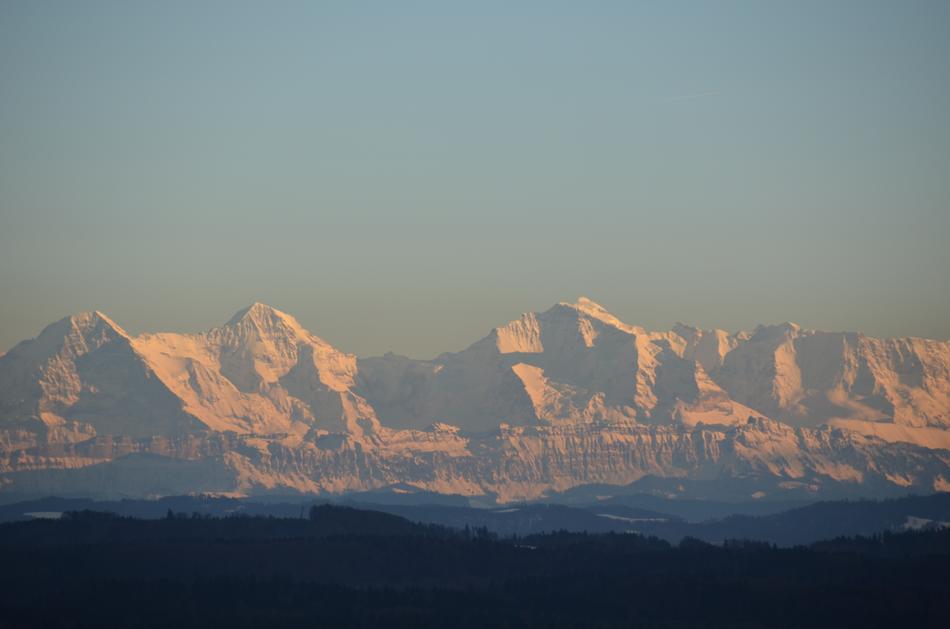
[1, 1, 948, 357]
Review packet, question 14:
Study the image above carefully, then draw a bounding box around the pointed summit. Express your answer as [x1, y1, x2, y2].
[224, 302, 317, 342]
[217, 302, 314, 354]
[226, 302, 300, 328]
[18, 310, 132, 362]
[60, 310, 128, 336]
[210, 304, 307, 392]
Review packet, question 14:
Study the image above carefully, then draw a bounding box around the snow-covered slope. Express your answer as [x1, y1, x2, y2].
[1, 299, 949, 502]
[359, 297, 950, 443]
[705, 323, 950, 446]
[133, 303, 380, 439]
[360, 298, 673, 430]
[0, 311, 201, 439]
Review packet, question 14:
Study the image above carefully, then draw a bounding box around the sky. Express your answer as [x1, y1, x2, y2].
[1, 0, 948, 358]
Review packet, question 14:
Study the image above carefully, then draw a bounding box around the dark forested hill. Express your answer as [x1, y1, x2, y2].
[1, 505, 949, 628]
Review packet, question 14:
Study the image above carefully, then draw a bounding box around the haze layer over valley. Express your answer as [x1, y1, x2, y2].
[2, 298, 949, 503]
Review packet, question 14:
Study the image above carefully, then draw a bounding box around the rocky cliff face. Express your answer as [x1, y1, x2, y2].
[2, 299, 949, 502]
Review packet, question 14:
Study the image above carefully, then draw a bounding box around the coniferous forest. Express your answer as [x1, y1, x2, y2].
[1, 505, 949, 628]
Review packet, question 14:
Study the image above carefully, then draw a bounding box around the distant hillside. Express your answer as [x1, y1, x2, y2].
[358, 493, 950, 545]
[4, 492, 950, 546]
[0, 504, 438, 547]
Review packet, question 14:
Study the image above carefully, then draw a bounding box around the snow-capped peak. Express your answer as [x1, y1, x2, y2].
[558, 296, 611, 316]
[220, 302, 320, 347]
[4, 300, 950, 502]
[65, 310, 128, 335]
[17, 310, 132, 361]
[550, 297, 639, 334]
[226, 302, 302, 329]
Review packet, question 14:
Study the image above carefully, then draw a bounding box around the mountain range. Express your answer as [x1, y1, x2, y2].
[2, 298, 949, 502]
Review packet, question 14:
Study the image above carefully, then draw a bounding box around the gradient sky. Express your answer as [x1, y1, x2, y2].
[1, 1, 948, 358]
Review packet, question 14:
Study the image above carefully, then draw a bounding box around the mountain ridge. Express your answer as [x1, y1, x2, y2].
[2, 299, 949, 503]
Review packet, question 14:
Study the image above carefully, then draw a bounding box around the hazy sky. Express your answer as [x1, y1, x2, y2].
[1, 1, 948, 358]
